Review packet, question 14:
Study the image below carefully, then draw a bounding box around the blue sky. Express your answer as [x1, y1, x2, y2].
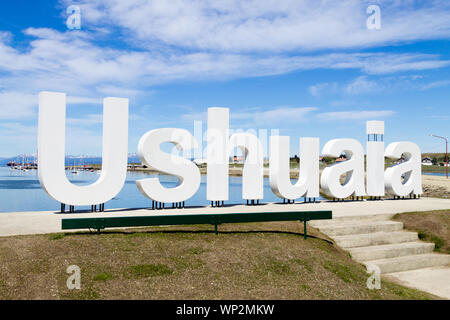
[0, 0, 449, 157]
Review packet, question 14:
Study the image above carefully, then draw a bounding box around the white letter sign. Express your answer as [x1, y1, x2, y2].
[270, 137, 319, 200]
[384, 142, 422, 196]
[36, 93, 424, 208]
[136, 128, 201, 203]
[320, 139, 366, 199]
[38, 91, 128, 206]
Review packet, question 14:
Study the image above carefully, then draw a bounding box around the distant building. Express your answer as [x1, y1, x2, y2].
[421, 157, 433, 166]
[231, 156, 243, 164]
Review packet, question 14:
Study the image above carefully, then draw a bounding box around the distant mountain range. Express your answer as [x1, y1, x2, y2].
[0, 154, 141, 166]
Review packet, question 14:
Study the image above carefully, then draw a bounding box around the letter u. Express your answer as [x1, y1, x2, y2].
[37, 91, 128, 206]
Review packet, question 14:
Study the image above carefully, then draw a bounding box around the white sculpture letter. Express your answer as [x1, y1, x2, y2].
[229, 132, 264, 200]
[384, 142, 422, 196]
[206, 107, 229, 202]
[270, 137, 319, 200]
[38, 91, 128, 206]
[206, 107, 264, 202]
[366, 121, 385, 197]
[320, 139, 366, 199]
[136, 128, 201, 203]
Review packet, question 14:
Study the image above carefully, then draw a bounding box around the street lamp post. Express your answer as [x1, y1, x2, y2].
[430, 134, 448, 179]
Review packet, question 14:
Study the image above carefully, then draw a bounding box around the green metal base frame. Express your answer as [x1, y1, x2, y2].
[61, 210, 332, 239]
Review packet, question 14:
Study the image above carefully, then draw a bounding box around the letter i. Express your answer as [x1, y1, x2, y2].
[366, 121, 385, 198]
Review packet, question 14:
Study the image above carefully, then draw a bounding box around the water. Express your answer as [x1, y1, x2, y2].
[0, 167, 323, 212]
[423, 172, 448, 177]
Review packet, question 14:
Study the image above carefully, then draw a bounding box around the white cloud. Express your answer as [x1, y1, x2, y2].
[0, 122, 38, 155]
[0, 90, 101, 120]
[1, 29, 447, 91]
[421, 80, 450, 91]
[427, 114, 450, 121]
[0, 1, 449, 155]
[308, 76, 381, 97]
[67, 114, 103, 126]
[0, 92, 36, 119]
[317, 110, 395, 121]
[182, 106, 317, 126]
[70, 0, 450, 52]
[309, 82, 339, 96]
[345, 76, 380, 95]
[310, 73, 436, 97]
[1, 26, 445, 123]
[235, 107, 318, 125]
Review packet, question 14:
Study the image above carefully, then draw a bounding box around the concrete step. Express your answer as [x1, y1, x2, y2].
[334, 231, 418, 248]
[309, 213, 394, 227]
[348, 241, 435, 262]
[317, 221, 404, 237]
[364, 253, 450, 274]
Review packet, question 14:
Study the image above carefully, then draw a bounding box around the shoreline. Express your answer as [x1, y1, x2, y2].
[129, 166, 450, 200]
[1, 197, 450, 237]
[7, 165, 449, 200]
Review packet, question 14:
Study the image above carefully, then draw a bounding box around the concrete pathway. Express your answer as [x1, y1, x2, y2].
[384, 267, 450, 299]
[1, 197, 449, 237]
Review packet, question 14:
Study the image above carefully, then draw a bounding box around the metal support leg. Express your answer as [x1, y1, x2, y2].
[304, 220, 307, 240]
[214, 224, 218, 235]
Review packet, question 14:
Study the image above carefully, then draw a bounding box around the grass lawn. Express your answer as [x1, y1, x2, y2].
[0, 221, 439, 300]
[393, 210, 450, 254]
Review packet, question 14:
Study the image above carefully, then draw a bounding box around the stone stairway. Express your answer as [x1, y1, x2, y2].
[309, 213, 450, 274]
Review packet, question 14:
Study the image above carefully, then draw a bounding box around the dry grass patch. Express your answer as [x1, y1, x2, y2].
[0, 221, 438, 300]
[393, 210, 450, 254]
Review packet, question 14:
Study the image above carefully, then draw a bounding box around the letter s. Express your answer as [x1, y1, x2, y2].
[136, 128, 200, 203]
